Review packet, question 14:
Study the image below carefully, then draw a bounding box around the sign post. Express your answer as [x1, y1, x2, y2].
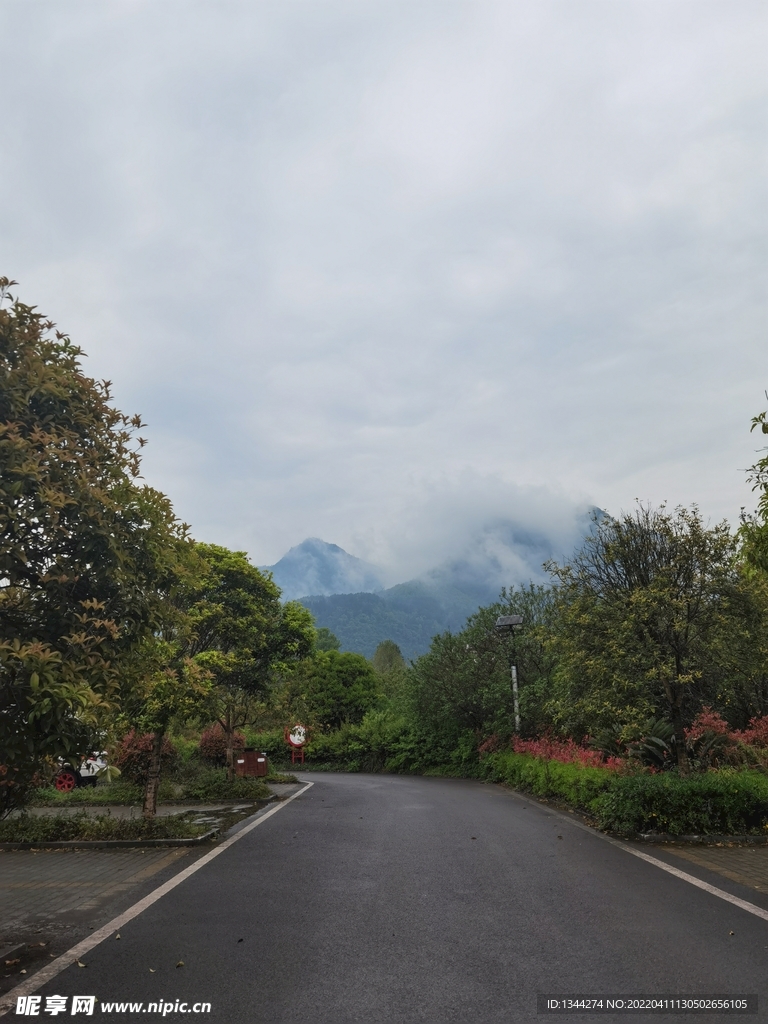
[284, 723, 308, 764]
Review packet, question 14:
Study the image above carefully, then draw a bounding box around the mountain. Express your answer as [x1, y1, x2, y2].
[262, 537, 386, 601]
[272, 511, 598, 660]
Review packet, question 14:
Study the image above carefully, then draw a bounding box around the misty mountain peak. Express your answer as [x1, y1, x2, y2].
[263, 538, 385, 600]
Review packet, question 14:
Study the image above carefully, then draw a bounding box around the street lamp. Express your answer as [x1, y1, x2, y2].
[495, 615, 523, 733]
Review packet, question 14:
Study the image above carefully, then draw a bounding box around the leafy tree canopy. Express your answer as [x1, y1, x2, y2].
[0, 280, 187, 812]
[545, 504, 742, 773]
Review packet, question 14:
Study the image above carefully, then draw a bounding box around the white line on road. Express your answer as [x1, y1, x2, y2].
[0, 782, 313, 1017]
[520, 793, 768, 923]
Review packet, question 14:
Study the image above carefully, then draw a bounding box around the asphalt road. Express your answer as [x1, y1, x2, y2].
[16, 773, 768, 1022]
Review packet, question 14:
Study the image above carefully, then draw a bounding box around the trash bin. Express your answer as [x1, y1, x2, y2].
[235, 748, 269, 777]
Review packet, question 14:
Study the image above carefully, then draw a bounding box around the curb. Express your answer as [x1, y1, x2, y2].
[0, 829, 220, 851]
[631, 832, 768, 845]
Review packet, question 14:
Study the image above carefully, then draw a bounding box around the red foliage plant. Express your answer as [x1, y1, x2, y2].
[685, 707, 768, 748]
[684, 707, 730, 742]
[510, 734, 622, 771]
[198, 724, 245, 766]
[112, 731, 179, 784]
[734, 715, 768, 748]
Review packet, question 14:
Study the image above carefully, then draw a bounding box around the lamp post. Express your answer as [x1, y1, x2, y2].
[495, 615, 523, 733]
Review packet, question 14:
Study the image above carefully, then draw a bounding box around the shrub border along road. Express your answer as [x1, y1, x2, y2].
[479, 751, 768, 838]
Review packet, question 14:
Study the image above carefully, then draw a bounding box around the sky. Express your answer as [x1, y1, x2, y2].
[1, 1, 765, 583]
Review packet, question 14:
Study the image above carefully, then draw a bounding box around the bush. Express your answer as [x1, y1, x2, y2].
[197, 724, 245, 766]
[112, 731, 179, 785]
[179, 766, 270, 802]
[30, 782, 143, 806]
[480, 751, 615, 810]
[0, 812, 208, 843]
[593, 771, 768, 835]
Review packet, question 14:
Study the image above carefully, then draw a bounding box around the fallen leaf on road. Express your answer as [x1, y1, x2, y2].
[149, 969, 156, 973]
[730, 931, 735, 936]
[77, 962, 87, 968]
[176, 961, 184, 968]
[20, 970, 26, 974]
[5, 959, 20, 966]
[115, 934, 121, 940]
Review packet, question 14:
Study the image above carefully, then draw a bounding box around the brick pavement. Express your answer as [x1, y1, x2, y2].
[0, 847, 190, 937]
[664, 843, 768, 894]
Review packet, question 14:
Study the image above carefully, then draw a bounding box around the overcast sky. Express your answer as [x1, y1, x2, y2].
[1, 1, 765, 581]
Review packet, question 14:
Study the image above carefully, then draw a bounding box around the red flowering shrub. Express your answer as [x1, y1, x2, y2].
[510, 734, 622, 771]
[198, 724, 245, 766]
[735, 715, 768, 748]
[112, 731, 179, 784]
[684, 707, 730, 743]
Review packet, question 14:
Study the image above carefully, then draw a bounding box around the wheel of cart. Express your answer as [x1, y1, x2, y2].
[54, 766, 79, 792]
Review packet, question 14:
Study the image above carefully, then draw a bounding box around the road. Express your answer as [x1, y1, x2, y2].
[8, 773, 768, 1022]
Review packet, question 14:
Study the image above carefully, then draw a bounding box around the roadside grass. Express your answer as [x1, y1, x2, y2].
[0, 812, 212, 843]
[31, 764, 276, 808]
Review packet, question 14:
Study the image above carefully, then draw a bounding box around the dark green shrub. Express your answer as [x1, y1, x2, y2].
[594, 771, 768, 835]
[180, 766, 270, 802]
[479, 751, 614, 810]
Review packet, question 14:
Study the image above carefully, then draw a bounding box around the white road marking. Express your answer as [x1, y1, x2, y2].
[513, 789, 768, 923]
[0, 782, 313, 1017]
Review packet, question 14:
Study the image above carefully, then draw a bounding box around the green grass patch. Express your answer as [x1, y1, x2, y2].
[0, 813, 211, 843]
[30, 783, 143, 806]
[30, 767, 271, 807]
[178, 767, 270, 802]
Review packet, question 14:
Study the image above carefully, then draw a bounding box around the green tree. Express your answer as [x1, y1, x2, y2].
[315, 627, 341, 652]
[184, 544, 315, 777]
[372, 640, 405, 674]
[0, 280, 184, 814]
[741, 405, 768, 573]
[290, 651, 380, 730]
[405, 585, 557, 745]
[546, 505, 741, 773]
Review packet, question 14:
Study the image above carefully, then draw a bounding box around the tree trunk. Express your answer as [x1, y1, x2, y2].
[225, 705, 234, 782]
[142, 729, 164, 819]
[666, 689, 690, 777]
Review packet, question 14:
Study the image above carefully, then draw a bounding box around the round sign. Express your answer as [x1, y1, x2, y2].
[285, 723, 307, 748]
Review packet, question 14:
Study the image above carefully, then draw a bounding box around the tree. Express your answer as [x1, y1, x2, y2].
[289, 651, 380, 731]
[184, 544, 315, 777]
[315, 627, 341, 652]
[0, 280, 184, 814]
[741, 404, 768, 573]
[372, 640, 405, 675]
[404, 585, 557, 744]
[546, 505, 741, 774]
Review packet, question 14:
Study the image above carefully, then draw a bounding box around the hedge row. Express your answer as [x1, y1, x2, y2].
[479, 751, 768, 835]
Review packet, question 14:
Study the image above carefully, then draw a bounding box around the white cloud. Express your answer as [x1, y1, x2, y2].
[0, 0, 765, 572]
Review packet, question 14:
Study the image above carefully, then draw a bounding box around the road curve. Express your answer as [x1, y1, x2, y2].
[25, 773, 768, 1022]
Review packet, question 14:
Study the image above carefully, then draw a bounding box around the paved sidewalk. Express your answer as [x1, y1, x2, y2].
[0, 847, 190, 933]
[0, 846, 201, 997]
[665, 843, 768, 894]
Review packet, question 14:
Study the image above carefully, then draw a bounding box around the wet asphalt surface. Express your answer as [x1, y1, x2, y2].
[8, 773, 768, 1023]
